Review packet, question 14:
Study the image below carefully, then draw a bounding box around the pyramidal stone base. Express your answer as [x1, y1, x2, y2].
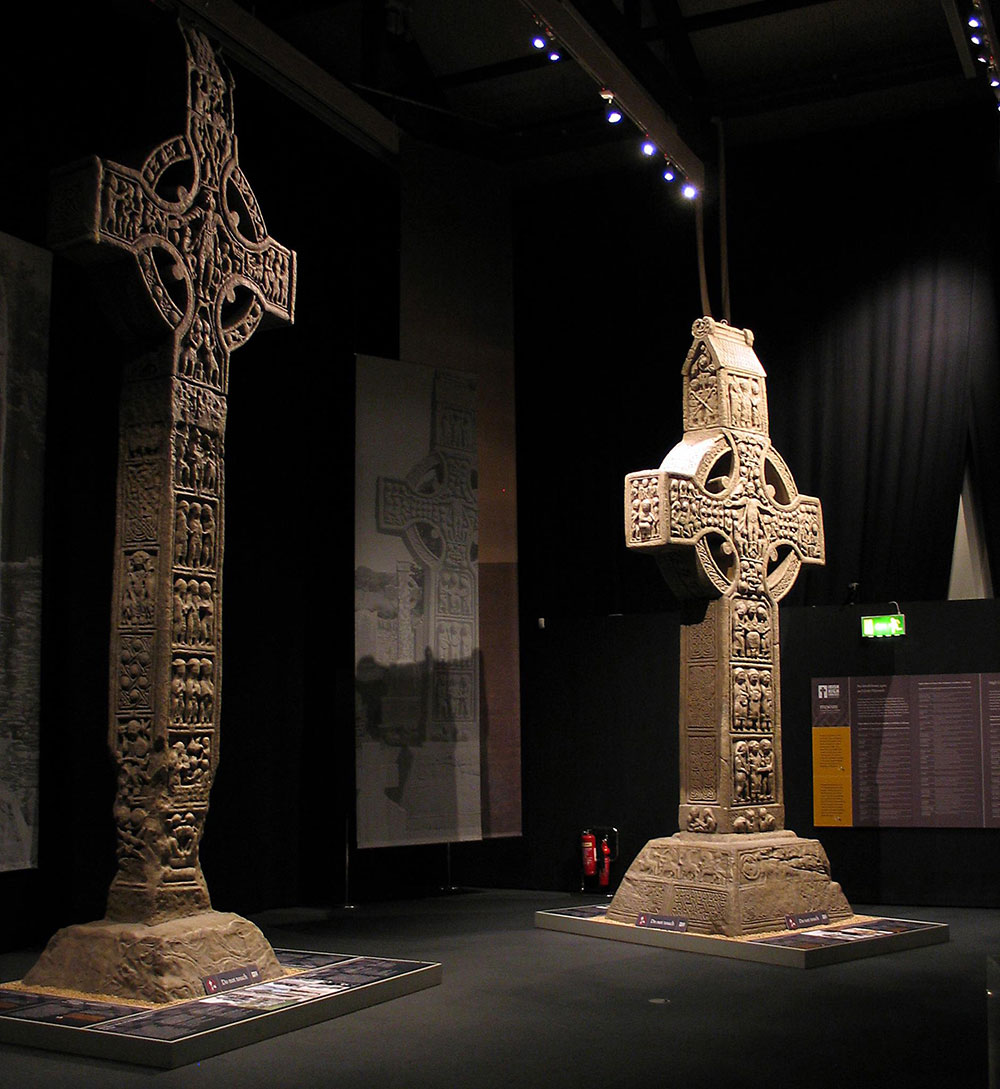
[605, 830, 852, 937]
[21, 911, 285, 1004]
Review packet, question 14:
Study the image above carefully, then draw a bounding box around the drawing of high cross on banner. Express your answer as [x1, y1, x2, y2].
[377, 371, 478, 741]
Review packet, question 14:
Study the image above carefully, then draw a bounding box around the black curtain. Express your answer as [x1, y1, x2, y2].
[727, 103, 1000, 606]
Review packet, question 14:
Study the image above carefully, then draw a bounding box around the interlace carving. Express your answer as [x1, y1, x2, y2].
[49, 23, 296, 922]
[625, 317, 824, 835]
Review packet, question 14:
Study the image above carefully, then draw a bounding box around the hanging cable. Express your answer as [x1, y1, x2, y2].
[695, 197, 711, 318]
[717, 118, 731, 324]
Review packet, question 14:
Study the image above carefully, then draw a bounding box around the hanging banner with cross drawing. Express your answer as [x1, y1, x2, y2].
[0, 231, 50, 872]
[354, 356, 483, 848]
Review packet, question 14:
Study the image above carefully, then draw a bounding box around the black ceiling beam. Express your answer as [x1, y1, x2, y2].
[706, 53, 963, 118]
[648, 0, 708, 99]
[437, 51, 565, 90]
[679, 0, 840, 34]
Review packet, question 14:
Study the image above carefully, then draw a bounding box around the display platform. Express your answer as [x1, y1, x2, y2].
[0, 949, 442, 1068]
[535, 905, 950, 968]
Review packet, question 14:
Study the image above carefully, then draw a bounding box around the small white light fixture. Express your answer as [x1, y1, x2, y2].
[641, 137, 657, 157]
[532, 35, 546, 50]
[682, 183, 698, 200]
[599, 87, 624, 124]
[662, 165, 676, 182]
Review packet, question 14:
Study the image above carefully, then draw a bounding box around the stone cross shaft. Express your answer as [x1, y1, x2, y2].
[625, 317, 823, 836]
[376, 371, 478, 740]
[48, 26, 295, 923]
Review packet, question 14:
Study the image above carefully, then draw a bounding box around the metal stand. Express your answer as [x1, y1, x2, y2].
[441, 842, 460, 893]
[339, 814, 356, 910]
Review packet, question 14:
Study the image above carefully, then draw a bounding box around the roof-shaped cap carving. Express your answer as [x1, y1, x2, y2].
[683, 316, 768, 435]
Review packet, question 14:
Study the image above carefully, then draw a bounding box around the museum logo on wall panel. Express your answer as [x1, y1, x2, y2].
[0, 231, 51, 872]
[354, 355, 482, 848]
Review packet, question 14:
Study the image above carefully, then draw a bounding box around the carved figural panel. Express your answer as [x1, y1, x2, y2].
[606, 317, 851, 936]
[623, 317, 824, 836]
[46, 25, 295, 924]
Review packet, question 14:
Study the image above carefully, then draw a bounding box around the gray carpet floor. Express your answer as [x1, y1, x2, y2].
[0, 889, 995, 1088]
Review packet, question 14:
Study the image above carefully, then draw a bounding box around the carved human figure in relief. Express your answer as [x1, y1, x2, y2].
[624, 317, 824, 835]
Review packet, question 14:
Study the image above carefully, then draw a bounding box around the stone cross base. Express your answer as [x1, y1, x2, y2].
[21, 911, 284, 1004]
[605, 831, 852, 936]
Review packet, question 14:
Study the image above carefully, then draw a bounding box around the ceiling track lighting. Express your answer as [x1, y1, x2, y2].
[965, 2, 1000, 105]
[531, 20, 562, 62]
[525, 11, 700, 202]
[599, 87, 624, 124]
[654, 155, 698, 203]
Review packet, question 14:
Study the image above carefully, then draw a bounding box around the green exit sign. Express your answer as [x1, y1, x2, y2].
[861, 614, 906, 638]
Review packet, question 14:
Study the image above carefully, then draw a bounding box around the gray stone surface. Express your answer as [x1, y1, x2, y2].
[609, 317, 850, 934]
[22, 912, 284, 1004]
[27, 24, 295, 1000]
[606, 831, 850, 935]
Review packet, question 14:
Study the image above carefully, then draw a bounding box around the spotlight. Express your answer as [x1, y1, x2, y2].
[599, 88, 623, 124]
[641, 137, 657, 157]
[972, 32, 983, 45]
[969, 16, 982, 28]
[662, 165, 676, 182]
[531, 23, 561, 60]
[681, 183, 698, 200]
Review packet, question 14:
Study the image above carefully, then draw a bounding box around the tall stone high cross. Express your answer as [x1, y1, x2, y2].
[606, 318, 851, 935]
[25, 25, 295, 1001]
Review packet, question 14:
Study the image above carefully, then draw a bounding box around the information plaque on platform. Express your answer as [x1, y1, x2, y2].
[811, 674, 1000, 828]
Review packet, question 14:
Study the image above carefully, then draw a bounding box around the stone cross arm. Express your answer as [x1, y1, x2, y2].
[625, 432, 824, 602]
[48, 154, 295, 343]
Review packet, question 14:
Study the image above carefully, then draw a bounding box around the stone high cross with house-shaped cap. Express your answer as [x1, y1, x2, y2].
[625, 316, 823, 835]
[607, 317, 850, 936]
[25, 25, 295, 1000]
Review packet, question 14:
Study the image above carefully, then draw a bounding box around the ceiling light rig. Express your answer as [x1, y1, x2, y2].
[966, 2, 1000, 108]
[525, 8, 702, 203]
[659, 154, 697, 200]
[531, 20, 563, 63]
[598, 87, 623, 124]
[599, 91, 700, 200]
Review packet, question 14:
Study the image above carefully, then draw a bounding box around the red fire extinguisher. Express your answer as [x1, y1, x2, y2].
[581, 830, 597, 878]
[599, 834, 612, 888]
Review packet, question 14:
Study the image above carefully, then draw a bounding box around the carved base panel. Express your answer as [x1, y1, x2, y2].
[680, 802, 784, 835]
[22, 911, 284, 1004]
[605, 831, 851, 936]
[105, 862, 212, 925]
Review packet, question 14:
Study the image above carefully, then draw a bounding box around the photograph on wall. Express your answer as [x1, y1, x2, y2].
[0, 231, 51, 871]
[354, 355, 482, 848]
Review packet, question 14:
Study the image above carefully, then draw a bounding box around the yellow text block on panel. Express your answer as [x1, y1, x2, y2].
[812, 727, 852, 827]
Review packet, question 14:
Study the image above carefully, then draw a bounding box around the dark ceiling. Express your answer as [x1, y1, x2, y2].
[224, 0, 997, 177]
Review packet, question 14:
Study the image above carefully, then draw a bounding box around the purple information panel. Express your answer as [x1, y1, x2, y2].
[812, 674, 1000, 828]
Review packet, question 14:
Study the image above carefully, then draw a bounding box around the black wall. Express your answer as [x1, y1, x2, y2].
[451, 599, 1000, 909]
